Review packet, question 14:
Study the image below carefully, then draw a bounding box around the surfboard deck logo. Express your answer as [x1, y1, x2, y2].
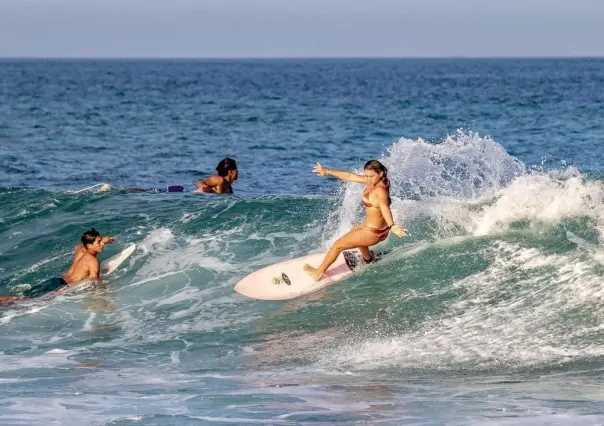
[272, 273, 293, 285]
[281, 273, 292, 285]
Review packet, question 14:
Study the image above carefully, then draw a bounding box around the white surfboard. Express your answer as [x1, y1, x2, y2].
[69, 183, 113, 194]
[101, 244, 136, 275]
[234, 250, 384, 301]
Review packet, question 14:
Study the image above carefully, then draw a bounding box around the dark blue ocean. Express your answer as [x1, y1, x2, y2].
[1, 59, 604, 425]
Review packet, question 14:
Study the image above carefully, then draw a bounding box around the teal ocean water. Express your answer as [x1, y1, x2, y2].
[1, 59, 604, 425]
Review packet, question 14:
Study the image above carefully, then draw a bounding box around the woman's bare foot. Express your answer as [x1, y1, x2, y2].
[303, 264, 323, 282]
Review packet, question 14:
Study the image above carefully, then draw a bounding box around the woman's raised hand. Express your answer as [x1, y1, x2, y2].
[313, 162, 328, 176]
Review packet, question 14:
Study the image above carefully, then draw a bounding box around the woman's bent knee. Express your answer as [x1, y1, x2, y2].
[332, 243, 347, 253]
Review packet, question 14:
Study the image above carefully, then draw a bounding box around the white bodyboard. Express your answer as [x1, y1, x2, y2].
[70, 183, 113, 194]
[101, 244, 136, 275]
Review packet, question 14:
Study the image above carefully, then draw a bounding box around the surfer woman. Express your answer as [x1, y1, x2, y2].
[304, 160, 407, 281]
[195, 157, 239, 194]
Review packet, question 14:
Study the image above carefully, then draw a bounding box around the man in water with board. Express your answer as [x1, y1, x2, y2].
[195, 157, 239, 194]
[0, 228, 114, 304]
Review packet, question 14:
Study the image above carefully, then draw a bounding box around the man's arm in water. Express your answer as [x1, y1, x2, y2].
[195, 176, 225, 193]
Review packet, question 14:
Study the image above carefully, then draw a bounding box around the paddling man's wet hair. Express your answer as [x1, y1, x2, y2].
[81, 228, 101, 247]
[216, 158, 237, 177]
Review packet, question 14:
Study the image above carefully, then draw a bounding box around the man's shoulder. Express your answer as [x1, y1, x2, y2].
[208, 175, 225, 184]
[81, 252, 99, 263]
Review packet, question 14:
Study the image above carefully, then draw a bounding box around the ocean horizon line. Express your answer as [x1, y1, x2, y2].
[1, 55, 603, 62]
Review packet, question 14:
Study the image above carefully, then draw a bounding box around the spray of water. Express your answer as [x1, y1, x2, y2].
[325, 131, 604, 243]
[313, 131, 604, 370]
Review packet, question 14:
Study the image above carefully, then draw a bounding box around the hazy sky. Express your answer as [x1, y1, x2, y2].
[1, 0, 603, 57]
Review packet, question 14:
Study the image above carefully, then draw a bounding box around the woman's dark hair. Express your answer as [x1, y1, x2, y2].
[364, 160, 389, 185]
[216, 158, 237, 177]
[81, 228, 101, 247]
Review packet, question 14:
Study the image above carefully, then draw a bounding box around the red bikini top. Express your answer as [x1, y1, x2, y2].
[361, 192, 374, 208]
[361, 181, 391, 208]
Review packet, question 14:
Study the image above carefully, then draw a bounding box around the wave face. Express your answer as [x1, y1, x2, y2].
[3, 132, 604, 424]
